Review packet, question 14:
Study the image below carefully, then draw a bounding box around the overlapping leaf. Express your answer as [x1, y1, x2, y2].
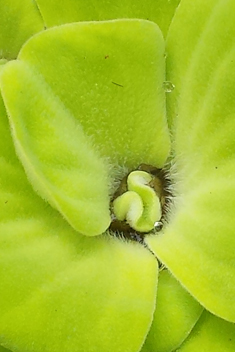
[141, 270, 203, 352]
[0, 19, 166, 352]
[17, 19, 170, 169]
[0, 89, 158, 352]
[0, 347, 10, 352]
[0, 0, 44, 59]
[176, 311, 235, 351]
[1, 0, 235, 351]
[34, 0, 180, 37]
[147, 0, 235, 322]
[0, 20, 170, 236]
[0, 59, 111, 236]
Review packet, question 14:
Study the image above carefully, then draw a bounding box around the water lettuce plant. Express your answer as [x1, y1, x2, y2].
[0, 0, 235, 351]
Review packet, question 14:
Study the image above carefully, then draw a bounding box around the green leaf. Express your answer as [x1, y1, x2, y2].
[0, 233, 158, 352]
[34, 0, 180, 37]
[18, 19, 170, 169]
[0, 0, 44, 60]
[141, 270, 203, 352]
[0, 92, 158, 352]
[0, 20, 170, 236]
[0, 346, 11, 352]
[146, 0, 235, 322]
[176, 311, 235, 351]
[0, 59, 111, 236]
[0, 60, 8, 67]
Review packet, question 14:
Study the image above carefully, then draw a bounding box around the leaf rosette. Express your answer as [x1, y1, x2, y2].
[0, 1, 235, 352]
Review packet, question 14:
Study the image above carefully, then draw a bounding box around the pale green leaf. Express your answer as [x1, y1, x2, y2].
[0, 93, 158, 352]
[0, 0, 44, 60]
[0, 347, 11, 352]
[0, 346, 11, 352]
[17, 19, 170, 169]
[0, 20, 170, 237]
[176, 311, 235, 352]
[141, 270, 203, 352]
[0, 60, 111, 236]
[35, 0, 180, 37]
[147, 0, 235, 322]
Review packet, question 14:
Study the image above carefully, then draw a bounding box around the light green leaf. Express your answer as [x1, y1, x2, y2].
[0, 233, 158, 352]
[0, 346, 11, 352]
[0, 0, 44, 60]
[0, 60, 7, 67]
[0, 93, 158, 352]
[34, 0, 180, 37]
[1, 348, 11, 352]
[18, 19, 170, 169]
[141, 270, 203, 352]
[146, 0, 235, 322]
[0, 59, 111, 236]
[0, 20, 170, 237]
[176, 311, 235, 352]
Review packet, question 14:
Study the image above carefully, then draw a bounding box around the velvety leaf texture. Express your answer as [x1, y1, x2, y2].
[141, 270, 203, 352]
[1, 0, 235, 351]
[18, 20, 170, 169]
[0, 18, 162, 352]
[176, 311, 235, 351]
[0, 0, 44, 59]
[0, 59, 111, 236]
[147, 0, 235, 323]
[34, 0, 180, 37]
[0, 20, 170, 237]
[0, 347, 11, 352]
[0, 89, 158, 351]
